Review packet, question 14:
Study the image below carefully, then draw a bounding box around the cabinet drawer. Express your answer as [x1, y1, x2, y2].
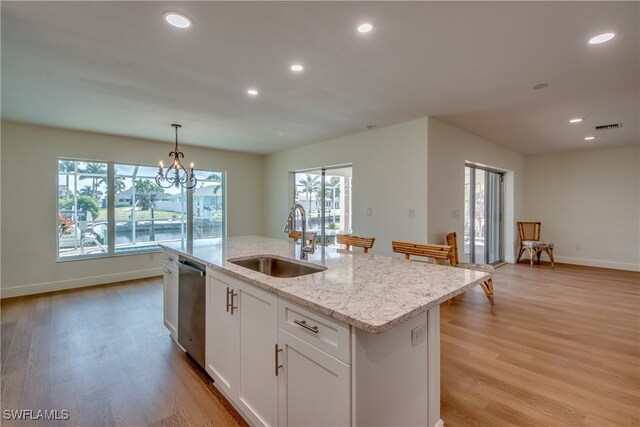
[278, 300, 350, 364]
[163, 252, 178, 269]
[163, 264, 177, 276]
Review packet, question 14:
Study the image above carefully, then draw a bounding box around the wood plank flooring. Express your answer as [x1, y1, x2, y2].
[1, 262, 638, 426]
[0, 278, 247, 427]
[441, 262, 640, 427]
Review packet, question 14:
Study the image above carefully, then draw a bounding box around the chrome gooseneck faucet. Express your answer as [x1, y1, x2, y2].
[283, 204, 314, 260]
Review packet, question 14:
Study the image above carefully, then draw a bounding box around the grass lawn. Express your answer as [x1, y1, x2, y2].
[98, 207, 182, 221]
[98, 207, 223, 221]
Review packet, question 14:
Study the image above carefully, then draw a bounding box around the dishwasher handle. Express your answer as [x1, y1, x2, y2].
[178, 260, 206, 276]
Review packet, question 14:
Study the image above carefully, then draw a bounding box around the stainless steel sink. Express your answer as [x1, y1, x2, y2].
[229, 256, 325, 278]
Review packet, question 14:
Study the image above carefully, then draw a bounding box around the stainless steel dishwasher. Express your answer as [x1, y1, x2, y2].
[177, 257, 206, 369]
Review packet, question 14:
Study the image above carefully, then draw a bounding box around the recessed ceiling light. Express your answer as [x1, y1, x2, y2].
[533, 83, 549, 90]
[164, 12, 192, 29]
[247, 88, 259, 96]
[569, 118, 584, 123]
[584, 136, 596, 141]
[589, 32, 615, 45]
[290, 64, 304, 72]
[358, 23, 373, 33]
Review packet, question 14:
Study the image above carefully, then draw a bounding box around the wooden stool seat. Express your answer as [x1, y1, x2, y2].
[337, 234, 376, 253]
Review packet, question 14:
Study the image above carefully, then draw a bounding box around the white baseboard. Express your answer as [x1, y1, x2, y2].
[0, 268, 162, 299]
[553, 256, 639, 272]
[434, 419, 445, 427]
[504, 255, 516, 264]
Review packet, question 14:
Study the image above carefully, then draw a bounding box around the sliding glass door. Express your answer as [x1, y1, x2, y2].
[293, 165, 352, 247]
[464, 164, 503, 264]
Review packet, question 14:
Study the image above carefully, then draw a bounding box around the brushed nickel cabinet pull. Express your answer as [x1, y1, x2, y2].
[166, 257, 174, 262]
[230, 290, 238, 315]
[275, 344, 283, 376]
[226, 287, 231, 313]
[294, 319, 319, 334]
[164, 268, 173, 275]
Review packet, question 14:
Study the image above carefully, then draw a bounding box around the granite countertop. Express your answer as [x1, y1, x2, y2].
[160, 236, 490, 334]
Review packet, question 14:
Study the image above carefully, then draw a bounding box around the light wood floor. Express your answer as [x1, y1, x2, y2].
[1, 278, 247, 427]
[441, 262, 640, 427]
[1, 263, 638, 426]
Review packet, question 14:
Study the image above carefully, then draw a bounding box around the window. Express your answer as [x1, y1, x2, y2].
[57, 159, 225, 260]
[293, 165, 352, 247]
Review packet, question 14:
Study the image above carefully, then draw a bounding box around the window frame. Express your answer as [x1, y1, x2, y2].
[56, 158, 226, 262]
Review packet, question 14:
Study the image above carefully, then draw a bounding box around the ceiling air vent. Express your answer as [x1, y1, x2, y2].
[595, 123, 622, 131]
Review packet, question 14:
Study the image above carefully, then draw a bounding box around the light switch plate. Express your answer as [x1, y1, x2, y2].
[408, 208, 415, 219]
[366, 207, 372, 216]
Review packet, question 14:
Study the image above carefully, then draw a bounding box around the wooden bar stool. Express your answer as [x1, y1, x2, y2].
[445, 232, 495, 306]
[337, 234, 376, 253]
[391, 240, 452, 265]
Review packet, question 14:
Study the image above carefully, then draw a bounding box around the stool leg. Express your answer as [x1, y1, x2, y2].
[547, 248, 555, 268]
[479, 279, 495, 306]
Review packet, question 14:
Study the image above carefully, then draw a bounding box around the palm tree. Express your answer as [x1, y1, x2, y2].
[58, 160, 75, 197]
[298, 175, 320, 211]
[78, 186, 94, 197]
[79, 163, 107, 199]
[134, 179, 164, 210]
[206, 172, 222, 182]
[204, 173, 223, 205]
[114, 176, 126, 195]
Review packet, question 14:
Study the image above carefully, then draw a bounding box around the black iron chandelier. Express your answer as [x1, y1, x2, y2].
[156, 123, 198, 189]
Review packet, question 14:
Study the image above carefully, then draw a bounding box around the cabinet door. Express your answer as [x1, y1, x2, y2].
[278, 329, 351, 427]
[236, 282, 279, 427]
[206, 275, 239, 398]
[163, 265, 178, 340]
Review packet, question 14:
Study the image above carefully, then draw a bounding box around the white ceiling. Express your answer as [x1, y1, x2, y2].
[2, 1, 638, 155]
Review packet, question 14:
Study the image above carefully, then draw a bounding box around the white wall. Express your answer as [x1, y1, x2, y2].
[1, 121, 263, 297]
[525, 146, 640, 271]
[263, 118, 429, 257]
[427, 118, 526, 263]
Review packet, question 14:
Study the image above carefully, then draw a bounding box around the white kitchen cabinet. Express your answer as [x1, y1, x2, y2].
[206, 273, 238, 397]
[206, 271, 279, 427]
[162, 254, 178, 340]
[277, 329, 351, 427]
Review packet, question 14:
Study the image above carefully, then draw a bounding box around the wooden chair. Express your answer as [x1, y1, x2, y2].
[337, 234, 376, 253]
[516, 222, 555, 268]
[391, 240, 452, 265]
[288, 231, 317, 251]
[445, 232, 495, 305]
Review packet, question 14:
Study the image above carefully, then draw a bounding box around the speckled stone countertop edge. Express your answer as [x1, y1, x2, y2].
[160, 237, 491, 334]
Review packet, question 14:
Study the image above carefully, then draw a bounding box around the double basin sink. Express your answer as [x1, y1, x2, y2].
[230, 256, 326, 278]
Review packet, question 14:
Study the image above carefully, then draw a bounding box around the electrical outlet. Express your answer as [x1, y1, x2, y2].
[575, 244, 582, 251]
[366, 207, 372, 216]
[411, 324, 426, 346]
[450, 209, 460, 219]
[408, 208, 415, 219]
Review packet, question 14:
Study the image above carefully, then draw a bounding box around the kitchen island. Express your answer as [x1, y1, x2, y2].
[161, 236, 490, 427]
